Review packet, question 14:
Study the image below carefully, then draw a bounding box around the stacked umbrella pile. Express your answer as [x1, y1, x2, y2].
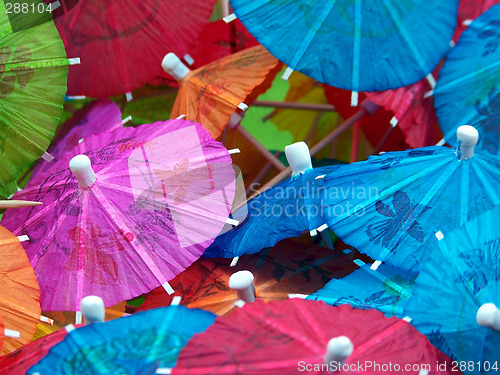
[0, 0, 499, 374]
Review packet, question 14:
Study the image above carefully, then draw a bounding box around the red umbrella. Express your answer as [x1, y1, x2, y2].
[189, 19, 258, 68]
[454, 0, 500, 42]
[173, 300, 459, 375]
[0, 324, 81, 374]
[54, 0, 216, 97]
[364, 76, 443, 148]
[323, 85, 409, 152]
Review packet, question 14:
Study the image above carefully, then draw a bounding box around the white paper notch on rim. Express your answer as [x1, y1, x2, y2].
[65, 324, 75, 333]
[41, 152, 54, 162]
[288, 293, 309, 299]
[351, 91, 359, 107]
[435, 230, 444, 241]
[49, 1, 61, 11]
[75, 311, 82, 325]
[282, 67, 294, 81]
[370, 260, 382, 271]
[17, 235, 29, 242]
[162, 281, 175, 295]
[230, 256, 239, 267]
[156, 368, 172, 374]
[170, 296, 182, 306]
[390, 117, 399, 127]
[183, 54, 195, 66]
[4, 329, 20, 338]
[234, 299, 246, 308]
[40, 315, 54, 324]
[226, 217, 239, 226]
[68, 57, 81, 65]
[237, 102, 248, 111]
[223, 13, 237, 23]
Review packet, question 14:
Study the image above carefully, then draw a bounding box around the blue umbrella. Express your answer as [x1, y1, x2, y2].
[318, 126, 500, 272]
[204, 142, 340, 259]
[229, 0, 458, 92]
[435, 3, 500, 156]
[405, 204, 500, 371]
[28, 306, 216, 375]
[307, 259, 416, 318]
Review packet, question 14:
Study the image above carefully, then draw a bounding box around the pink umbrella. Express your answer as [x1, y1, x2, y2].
[33, 98, 124, 177]
[1, 119, 236, 312]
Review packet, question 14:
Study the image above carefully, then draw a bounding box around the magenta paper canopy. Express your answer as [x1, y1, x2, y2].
[34, 98, 123, 177]
[1, 119, 236, 311]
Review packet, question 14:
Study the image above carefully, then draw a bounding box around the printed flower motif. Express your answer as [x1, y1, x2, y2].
[457, 238, 500, 294]
[366, 190, 430, 251]
[370, 149, 436, 170]
[478, 20, 500, 56]
[0, 45, 34, 99]
[153, 159, 215, 206]
[474, 87, 500, 155]
[64, 223, 131, 285]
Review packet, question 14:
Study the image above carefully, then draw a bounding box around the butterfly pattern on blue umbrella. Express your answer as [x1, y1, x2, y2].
[366, 190, 430, 253]
[307, 259, 416, 318]
[434, 4, 500, 156]
[405, 204, 500, 371]
[317, 142, 500, 272]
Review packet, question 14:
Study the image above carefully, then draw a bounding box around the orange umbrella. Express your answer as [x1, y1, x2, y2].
[137, 239, 359, 316]
[0, 225, 41, 354]
[0, 314, 3, 351]
[163, 45, 279, 139]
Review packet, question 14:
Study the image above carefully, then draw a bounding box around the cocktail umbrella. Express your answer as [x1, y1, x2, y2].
[228, 0, 458, 93]
[307, 259, 416, 319]
[0, 225, 43, 354]
[204, 142, 339, 259]
[138, 239, 358, 316]
[453, 0, 500, 42]
[323, 85, 410, 152]
[34, 301, 126, 339]
[259, 72, 367, 162]
[172, 299, 457, 374]
[364, 74, 442, 148]
[1, 119, 236, 311]
[318, 126, 500, 272]
[0, 1, 72, 188]
[54, 0, 215, 97]
[32, 98, 124, 176]
[163, 44, 279, 139]
[0, 324, 81, 374]
[186, 19, 258, 69]
[434, 4, 500, 156]
[2, 296, 114, 373]
[405, 204, 500, 369]
[118, 84, 177, 125]
[28, 306, 216, 375]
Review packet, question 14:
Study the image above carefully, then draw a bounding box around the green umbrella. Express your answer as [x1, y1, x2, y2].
[0, 0, 71, 187]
